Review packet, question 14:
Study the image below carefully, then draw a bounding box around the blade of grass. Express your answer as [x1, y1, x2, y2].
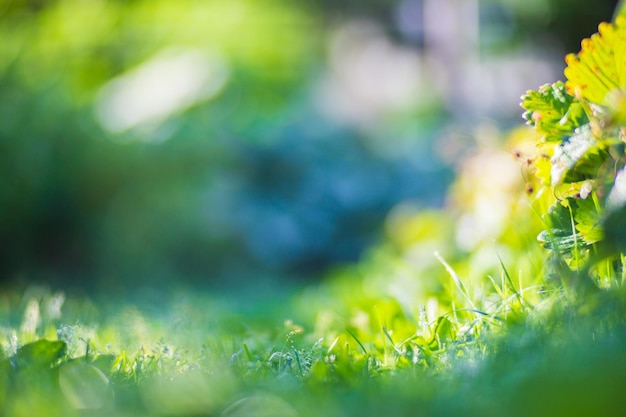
[291, 346, 303, 378]
[434, 252, 476, 310]
[382, 326, 403, 355]
[486, 275, 505, 299]
[345, 328, 368, 355]
[496, 252, 525, 307]
[243, 343, 254, 361]
[327, 336, 340, 355]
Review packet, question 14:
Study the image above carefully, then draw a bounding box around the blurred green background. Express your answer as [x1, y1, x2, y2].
[0, 0, 618, 294]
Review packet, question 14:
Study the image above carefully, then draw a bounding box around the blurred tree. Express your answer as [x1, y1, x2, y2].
[502, 0, 619, 53]
[299, 0, 617, 53]
[1, 0, 615, 294]
[0, 0, 452, 293]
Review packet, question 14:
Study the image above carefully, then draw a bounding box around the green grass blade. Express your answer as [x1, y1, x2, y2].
[345, 328, 368, 355]
[496, 252, 525, 307]
[434, 252, 475, 309]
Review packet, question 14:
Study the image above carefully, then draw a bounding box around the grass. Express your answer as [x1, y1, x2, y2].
[2, 134, 625, 416]
[1, 257, 626, 417]
[3, 152, 625, 416]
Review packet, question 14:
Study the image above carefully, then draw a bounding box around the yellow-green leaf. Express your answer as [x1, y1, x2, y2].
[564, 17, 626, 105]
[521, 82, 587, 142]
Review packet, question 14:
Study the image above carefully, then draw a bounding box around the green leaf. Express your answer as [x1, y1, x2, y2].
[537, 229, 587, 252]
[58, 360, 113, 410]
[544, 200, 576, 232]
[550, 125, 608, 186]
[90, 354, 117, 374]
[574, 197, 604, 244]
[601, 167, 626, 252]
[538, 201, 591, 253]
[521, 81, 587, 142]
[564, 17, 626, 105]
[15, 340, 66, 370]
[433, 316, 456, 346]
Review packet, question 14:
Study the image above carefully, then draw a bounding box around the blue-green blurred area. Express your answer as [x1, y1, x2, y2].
[0, 0, 617, 293]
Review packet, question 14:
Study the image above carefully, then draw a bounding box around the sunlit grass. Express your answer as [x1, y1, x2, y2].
[1, 124, 621, 416]
[2, 271, 626, 417]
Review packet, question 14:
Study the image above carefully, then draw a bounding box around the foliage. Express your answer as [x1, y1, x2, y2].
[521, 15, 626, 285]
[1, 278, 626, 416]
[0, 0, 452, 290]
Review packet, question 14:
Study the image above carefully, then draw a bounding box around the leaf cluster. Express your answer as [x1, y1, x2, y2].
[521, 13, 626, 285]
